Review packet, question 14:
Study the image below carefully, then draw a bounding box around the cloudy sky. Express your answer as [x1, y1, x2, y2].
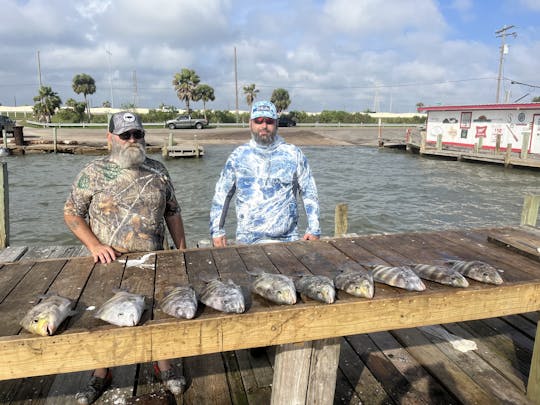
[1, 0, 539, 113]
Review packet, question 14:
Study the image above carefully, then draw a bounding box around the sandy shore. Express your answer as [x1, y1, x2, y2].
[19, 126, 408, 148]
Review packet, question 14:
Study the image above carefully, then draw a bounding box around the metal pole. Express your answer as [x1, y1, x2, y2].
[234, 47, 239, 123]
[106, 49, 114, 108]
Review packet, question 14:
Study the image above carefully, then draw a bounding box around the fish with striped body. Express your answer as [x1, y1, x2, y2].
[200, 279, 245, 313]
[95, 290, 146, 327]
[412, 264, 469, 288]
[160, 286, 198, 319]
[294, 275, 336, 304]
[445, 260, 504, 285]
[20, 294, 75, 336]
[250, 272, 297, 305]
[369, 265, 426, 291]
[334, 269, 374, 298]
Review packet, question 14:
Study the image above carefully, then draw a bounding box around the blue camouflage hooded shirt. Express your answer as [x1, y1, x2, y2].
[210, 135, 320, 244]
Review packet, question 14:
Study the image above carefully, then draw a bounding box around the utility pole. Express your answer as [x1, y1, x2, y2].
[36, 50, 43, 89]
[106, 49, 114, 108]
[234, 47, 239, 123]
[495, 25, 517, 104]
[133, 70, 138, 108]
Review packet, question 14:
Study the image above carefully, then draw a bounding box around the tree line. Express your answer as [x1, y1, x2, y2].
[30, 67, 427, 124]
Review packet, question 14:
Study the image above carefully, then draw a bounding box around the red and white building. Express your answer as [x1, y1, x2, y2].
[417, 103, 540, 154]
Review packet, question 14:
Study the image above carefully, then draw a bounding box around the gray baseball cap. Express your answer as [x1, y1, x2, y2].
[108, 111, 144, 135]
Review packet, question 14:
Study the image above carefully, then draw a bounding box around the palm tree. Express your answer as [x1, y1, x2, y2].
[33, 86, 62, 123]
[172, 68, 200, 114]
[193, 84, 215, 121]
[72, 73, 96, 120]
[243, 84, 259, 110]
[270, 88, 291, 113]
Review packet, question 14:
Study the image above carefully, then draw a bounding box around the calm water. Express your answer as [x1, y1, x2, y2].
[2, 146, 539, 248]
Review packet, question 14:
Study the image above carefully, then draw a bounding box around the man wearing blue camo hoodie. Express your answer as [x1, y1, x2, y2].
[210, 100, 321, 247]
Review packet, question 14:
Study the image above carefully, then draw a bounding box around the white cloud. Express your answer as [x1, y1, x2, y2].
[0, 0, 538, 112]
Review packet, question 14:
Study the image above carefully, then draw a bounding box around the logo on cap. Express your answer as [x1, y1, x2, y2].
[122, 113, 136, 123]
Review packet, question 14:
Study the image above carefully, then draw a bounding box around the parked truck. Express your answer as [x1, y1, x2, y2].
[0, 115, 15, 134]
[165, 115, 208, 130]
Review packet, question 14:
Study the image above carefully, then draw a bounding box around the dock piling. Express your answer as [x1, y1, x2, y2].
[0, 163, 9, 248]
[520, 194, 540, 226]
[334, 203, 348, 237]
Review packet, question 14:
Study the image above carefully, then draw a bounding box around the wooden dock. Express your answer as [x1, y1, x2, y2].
[402, 131, 540, 170]
[0, 226, 539, 404]
[166, 144, 204, 158]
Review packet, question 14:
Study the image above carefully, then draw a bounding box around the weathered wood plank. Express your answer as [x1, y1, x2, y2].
[271, 341, 312, 405]
[418, 324, 531, 403]
[368, 330, 457, 403]
[234, 349, 272, 404]
[337, 338, 392, 404]
[391, 327, 495, 404]
[183, 353, 232, 405]
[0, 246, 28, 263]
[305, 338, 341, 404]
[528, 320, 540, 404]
[488, 227, 540, 262]
[222, 351, 251, 405]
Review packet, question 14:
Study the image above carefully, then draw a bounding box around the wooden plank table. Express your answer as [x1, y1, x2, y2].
[1, 227, 539, 404]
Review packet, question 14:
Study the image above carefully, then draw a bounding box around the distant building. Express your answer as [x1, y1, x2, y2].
[418, 103, 540, 154]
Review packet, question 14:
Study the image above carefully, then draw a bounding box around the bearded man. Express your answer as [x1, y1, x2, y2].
[64, 111, 186, 403]
[210, 100, 320, 247]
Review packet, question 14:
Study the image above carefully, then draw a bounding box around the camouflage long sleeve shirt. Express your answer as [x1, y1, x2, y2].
[64, 156, 181, 252]
[210, 135, 320, 244]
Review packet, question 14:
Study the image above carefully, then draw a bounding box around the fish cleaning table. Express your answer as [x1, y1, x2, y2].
[0, 227, 539, 404]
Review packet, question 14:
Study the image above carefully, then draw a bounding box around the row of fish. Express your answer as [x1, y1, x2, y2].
[19, 259, 504, 336]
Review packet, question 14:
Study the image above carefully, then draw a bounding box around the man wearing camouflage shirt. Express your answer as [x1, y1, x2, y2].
[64, 111, 186, 403]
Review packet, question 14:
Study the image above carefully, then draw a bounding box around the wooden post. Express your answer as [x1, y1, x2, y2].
[420, 131, 426, 153]
[436, 134, 442, 150]
[521, 195, 540, 226]
[334, 203, 348, 237]
[271, 342, 312, 405]
[194, 134, 200, 158]
[53, 127, 58, 153]
[504, 143, 512, 167]
[495, 133, 501, 153]
[161, 133, 173, 159]
[271, 339, 340, 405]
[528, 320, 540, 404]
[0, 163, 9, 248]
[377, 118, 382, 147]
[478, 136, 483, 151]
[521, 132, 530, 159]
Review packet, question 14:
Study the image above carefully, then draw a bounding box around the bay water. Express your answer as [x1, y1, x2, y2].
[2, 145, 538, 249]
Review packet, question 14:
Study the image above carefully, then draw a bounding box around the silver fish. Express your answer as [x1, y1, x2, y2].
[370, 265, 426, 291]
[334, 270, 374, 298]
[200, 279, 245, 313]
[412, 264, 469, 288]
[445, 260, 504, 285]
[160, 286, 198, 319]
[20, 294, 75, 336]
[95, 290, 146, 327]
[251, 272, 297, 305]
[295, 275, 336, 304]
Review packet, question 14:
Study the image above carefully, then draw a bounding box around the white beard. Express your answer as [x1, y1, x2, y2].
[111, 139, 146, 168]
